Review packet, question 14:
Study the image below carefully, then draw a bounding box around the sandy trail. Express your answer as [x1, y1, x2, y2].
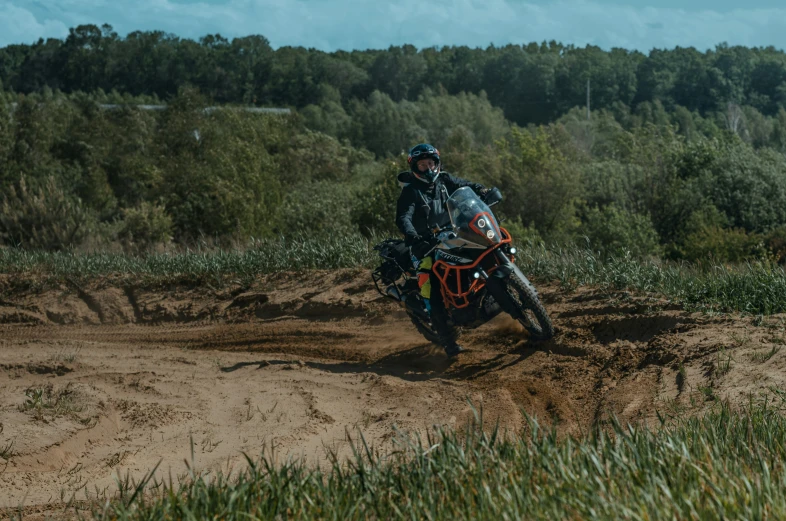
[1, 269, 786, 516]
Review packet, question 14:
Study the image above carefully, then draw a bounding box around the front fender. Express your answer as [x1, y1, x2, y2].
[491, 250, 538, 295]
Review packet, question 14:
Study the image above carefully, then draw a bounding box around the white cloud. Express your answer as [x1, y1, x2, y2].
[1, 0, 786, 52]
[0, 2, 68, 44]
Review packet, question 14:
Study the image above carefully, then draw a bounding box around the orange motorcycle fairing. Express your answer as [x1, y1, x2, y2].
[431, 227, 512, 309]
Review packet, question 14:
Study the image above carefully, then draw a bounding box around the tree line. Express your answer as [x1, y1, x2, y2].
[3, 27, 786, 263]
[5, 25, 786, 127]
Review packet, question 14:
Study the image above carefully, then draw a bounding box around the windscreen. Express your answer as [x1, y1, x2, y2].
[446, 187, 501, 246]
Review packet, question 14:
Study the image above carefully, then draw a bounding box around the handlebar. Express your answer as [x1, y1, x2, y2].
[430, 223, 455, 235]
[484, 187, 503, 206]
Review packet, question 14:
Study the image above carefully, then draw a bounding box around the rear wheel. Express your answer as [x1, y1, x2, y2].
[504, 274, 554, 341]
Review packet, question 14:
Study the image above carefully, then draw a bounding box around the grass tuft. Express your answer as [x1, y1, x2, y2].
[18, 384, 84, 421]
[0, 439, 14, 460]
[750, 345, 782, 363]
[715, 348, 734, 376]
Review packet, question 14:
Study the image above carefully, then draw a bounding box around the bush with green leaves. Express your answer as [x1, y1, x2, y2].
[672, 205, 767, 262]
[351, 159, 406, 237]
[280, 129, 372, 185]
[337, 87, 512, 159]
[299, 85, 353, 138]
[346, 90, 423, 157]
[580, 161, 649, 213]
[0, 176, 101, 251]
[580, 204, 662, 258]
[413, 87, 510, 148]
[675, 137, 786, 233]
[117, 202, 174, 253]
[7, 86, 786, 263]
[492, 126, 582, 240]
[156, 90, 284, 242]
[679, 225, 767, 263]
[275, 181, 357, 236]
[499, 216, 544, 247]
[764, 226, 786, 264]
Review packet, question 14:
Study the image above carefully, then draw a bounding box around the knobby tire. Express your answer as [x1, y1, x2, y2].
[506, 274, 554, 341]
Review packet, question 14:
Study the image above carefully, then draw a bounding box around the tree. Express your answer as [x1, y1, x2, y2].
[493, 126, 581, 238]
[368, 45, 427, 102]
[347, 90, 423, 157]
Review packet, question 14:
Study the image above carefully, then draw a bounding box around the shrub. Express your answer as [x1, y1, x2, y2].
[494, 126, 582, 240]
[274, 181, 356, 236]
[764, 226, 786, 264]
[300, 100, 352, 139]
[677, 138, 786, 233]
[674, 205, 768, 262]
[117, 202, 174, 253]
[351, 159, 405, 237]
[347, 90, 424, 157]
[0, 176, 100, 251]
[580, 204, 662, 258]
[281, 129, 370, 185]
[581, 161, 648, 212]
[499, 216, 544, 247]
[680, 226, 767, 263]
[158, 100, 283, 242]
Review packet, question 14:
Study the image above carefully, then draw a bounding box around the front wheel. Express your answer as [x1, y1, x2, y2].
[504, 274, 554, 341]
[407, 312, 441, 344]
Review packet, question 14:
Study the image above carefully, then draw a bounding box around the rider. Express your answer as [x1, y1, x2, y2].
[395, 143, 490, 357]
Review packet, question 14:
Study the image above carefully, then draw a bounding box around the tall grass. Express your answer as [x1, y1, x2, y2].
[94, 402, 786, 521]
[0, 233, 378, 287]
[517, 245, 786, 315]
[3, 238, 786, 314]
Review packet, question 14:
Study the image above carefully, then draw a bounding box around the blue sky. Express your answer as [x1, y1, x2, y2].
[2, 0, 786, 52]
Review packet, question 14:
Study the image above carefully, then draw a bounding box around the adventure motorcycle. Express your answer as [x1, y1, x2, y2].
[372, 186, 554, 345]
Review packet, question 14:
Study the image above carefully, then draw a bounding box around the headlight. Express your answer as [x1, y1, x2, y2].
[509, 247, 517, 255]
[473, 271, 481, 279]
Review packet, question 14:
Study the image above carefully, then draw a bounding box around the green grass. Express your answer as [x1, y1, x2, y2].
[0, 233, 378, 288]
[4, 238, 786, 314]
[18, 384, 84, 421]
[0, 439, 14, 460]
[88, 402, 786, 521]
[750, 345, 782, 363]
[516, 244, 786, 315]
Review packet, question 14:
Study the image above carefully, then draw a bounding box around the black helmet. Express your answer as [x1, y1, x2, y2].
[407, 143, 441, 184]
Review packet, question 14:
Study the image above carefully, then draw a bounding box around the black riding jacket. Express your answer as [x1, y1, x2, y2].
[395, 170, 486, 245]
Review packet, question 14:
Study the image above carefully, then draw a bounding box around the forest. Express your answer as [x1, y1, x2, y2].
[3, 24, 786, 262]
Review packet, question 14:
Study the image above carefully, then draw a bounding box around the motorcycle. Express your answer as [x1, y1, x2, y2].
[372, 186, 554, 345]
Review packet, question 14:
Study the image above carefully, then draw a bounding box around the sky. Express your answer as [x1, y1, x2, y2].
[2, 0, 786, 52]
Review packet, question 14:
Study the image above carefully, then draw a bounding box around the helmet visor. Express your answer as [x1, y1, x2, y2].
[415, 158, 437, 172]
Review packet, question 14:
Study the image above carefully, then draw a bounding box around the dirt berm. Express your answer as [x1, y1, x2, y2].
[1, 268, 785, 515]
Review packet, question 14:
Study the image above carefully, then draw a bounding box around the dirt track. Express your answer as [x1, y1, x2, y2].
[2, 269, 786, 515]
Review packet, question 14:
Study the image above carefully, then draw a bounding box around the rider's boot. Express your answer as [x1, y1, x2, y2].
[423, 270, 463, 357]
[443, 341, 464, 358]
[430, 295, 463, 357]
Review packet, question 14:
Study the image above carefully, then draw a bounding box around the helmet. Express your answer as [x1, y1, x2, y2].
[407, 143, 441, 184]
